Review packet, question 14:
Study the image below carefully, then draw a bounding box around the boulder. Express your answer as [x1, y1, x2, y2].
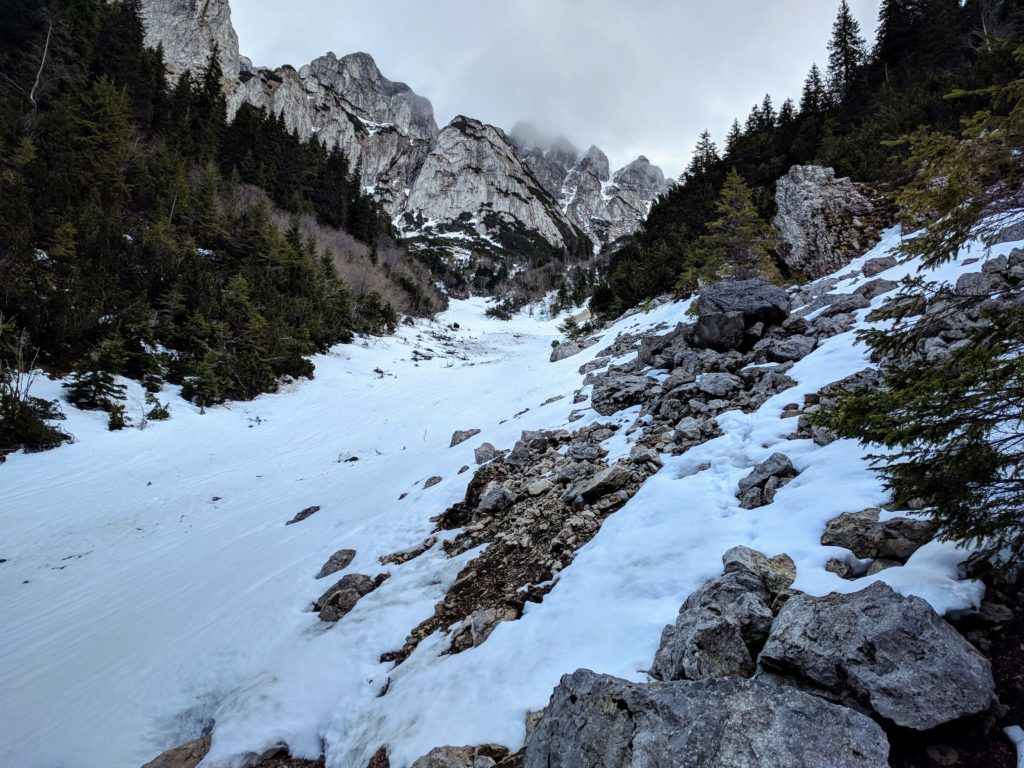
[694, 279, 790, 351]
[411, 745, 509, 768]
[474, 443, 496, 464]
[315, 573, 383, 622]
[450, 429, 481, 447]
[857, 278, 898, 300]
[525, 670, 890, 768]
[424, 476, 443, 488]
[773, 165, 878, 279]
[722, 545, 797, 597]
[316, 548, 356, 579]
[758, 582, 995, 730]
[591, 373, 654, 416]
[651, 569, 773, 681]
[550, 341, 583, 362]
[738, 453, 797, 498]
[561, 463, 632, 503]
[141, 736, 211, 768]
[696, 372, 743, 398]
[862, 255, 897, 277]
[753, 335, 816, 363]
[285, 505, 320, 525]
[821, 509, 936, 561]
[450, 607, 518, 653]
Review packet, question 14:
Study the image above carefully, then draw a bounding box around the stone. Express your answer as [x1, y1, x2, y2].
[674, 416, 703, 442]
[865, 557, 900, 575]
[562, 463, 632, 503]
[141, 735, 211, 768]
[821, 509, 937, 561]
[955, 270, 1008, 298]
[591, 373, 653, 416]
[652, 570, 774, 681]
[758, 582, 995, 730]
[823, 292, 871, 316]
[549, 341, 583, 362]
[286, 505, 321, 525]
[694, 279, 790, 351]
[753, 335, 816, 363]
[450, 607, 518, 653]
[316, 548, 356, 579]
[411, 745, 509, 768]
[862, 255, 898, 277]
[525, 670, 890, 768]
[696, 372, 743, 398]
[450, 429, 481, 447]
[737, 453, 796, 495]
[857, 278, 899, 300]
[721, 545, 797, 596]
[527, 479, 554, 496]
[473, 443, 496, 464]
[424, 476, 443, 488]
[315, 573, 382, 622]
[773, 165, 879, 278]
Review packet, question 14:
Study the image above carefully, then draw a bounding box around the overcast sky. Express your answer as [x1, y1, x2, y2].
[231, 1, 880, 178]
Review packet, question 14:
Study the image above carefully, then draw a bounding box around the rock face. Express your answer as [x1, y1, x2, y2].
[773, 165, 880, 279]
[758, 582, 995, 730]
[140, 0, 240, 80]
[694, 278, 791, 351]
[525, 670, 889, 768]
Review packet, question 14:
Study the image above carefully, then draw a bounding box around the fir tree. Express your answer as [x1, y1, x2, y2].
[827, 1, 867, 101]
[799, 64, 827, 115]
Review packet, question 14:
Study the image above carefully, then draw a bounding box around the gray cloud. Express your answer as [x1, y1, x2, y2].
[231, 0, 880, 177]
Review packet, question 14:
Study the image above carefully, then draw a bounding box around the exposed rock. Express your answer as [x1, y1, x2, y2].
[450, 429, 481, 447]
[857, 278, 899, 300]
[652, 569, 773, 681]
[694, 278, 790, 351]
[403, 116, 588, 253]
[315, 573, 386, 622]
[862, 255, 898, 277]
[696, 372, 743, 398]
[424, 476, 443, 488]
[758, 582, 995, 730]
[381, 537, 436, 566]
[549, 340, 588, 362]
[753, 335, 816, 363]
[821, 508, 937, 561]
[561, 463, 632, 503]
[773, 165, 880, 279]
[140, 0, 240, 81]
[450, 607, 518, 653]
[474, 443, 496, 464]
[411, 744, 509, 768]
[525, 670, 890, 768]
[591, 373, 654, 416]
[737, 453, 797, 509]
[316, 548, 356, 579]
[141, 735, 211, 768]
[286, 505, 321, 525]
[721, 545, 797, 597]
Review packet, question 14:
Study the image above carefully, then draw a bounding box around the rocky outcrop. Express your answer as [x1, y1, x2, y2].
[821, 508, 936, 562]
[736, 452, 798, 509]
[525, 670, 890, 768]
[773, 165, 882, 279]
[403, 117, 587, 253]
[693, 278, 791, 351]
[759, 582, 995, 730]
[410, 744, 508, 768]
[140, 0, 240, 80]
[314, 572, 388, 622]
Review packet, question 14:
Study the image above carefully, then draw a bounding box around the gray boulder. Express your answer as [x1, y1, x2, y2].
[474, 443, 496, 464]
[694, 279, 790, 351]
[450, 429, 481, 447]
[696, 372, 743, 398]
[411, 745, 508, 768]
[525, 670, 890, 768]
[316, 548, 356, 579]
[821, 509, 937, 561]
[314, 573, 383, 622]
[651, 569, 773, 681]
[591, 373, 654, 416]
[758, 582, 995, 730]
[773, 165, 878, 279]
[562, 463, 632, 503]
[862, 255, 897, 277]
[738, 453, 796, 496]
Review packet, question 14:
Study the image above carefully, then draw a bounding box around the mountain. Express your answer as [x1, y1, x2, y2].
[137, 0, 667, 259]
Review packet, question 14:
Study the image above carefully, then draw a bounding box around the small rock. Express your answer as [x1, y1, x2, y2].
[862, 255, 897, 277]
[561, 463, 632, 503]
[286, 505, 321, 526]
[450, 429, 481, 447]
[316, 548, 356, 579]
[527, 479, 554, 496]
[315, 573, 383, 622]
[424, 476, 443, 488]
[737, 453, 797, 497]
[141, 736, 211, 768]
[474, 443, 496, 464]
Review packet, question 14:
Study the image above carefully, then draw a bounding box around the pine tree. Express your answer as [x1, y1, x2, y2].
[827, 0, 867, 101]
[64, 338, 128, 411]
[683, 169, 778, 288]
[799, 64, 827, 115]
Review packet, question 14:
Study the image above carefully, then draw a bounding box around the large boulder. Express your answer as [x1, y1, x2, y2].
[314, 573, 385, 622]
[694, 278, 790, 351]
[591, 373, 654, 416]
[651, 569, 774, 681]
[525, 670, 889, 768]
[758, 582, 995, 730]
[821, 509, 936, 562]
[773, 165, 879, 279]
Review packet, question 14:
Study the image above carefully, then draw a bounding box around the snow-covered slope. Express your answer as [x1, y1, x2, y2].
[0, 230, 1012, 768]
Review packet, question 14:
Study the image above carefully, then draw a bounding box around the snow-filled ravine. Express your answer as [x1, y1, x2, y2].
[0, 229, 1015, 768]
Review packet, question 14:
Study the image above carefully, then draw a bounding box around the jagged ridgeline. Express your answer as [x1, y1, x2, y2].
[0, 0, 444, 413]
[591, 0, 1024, 317]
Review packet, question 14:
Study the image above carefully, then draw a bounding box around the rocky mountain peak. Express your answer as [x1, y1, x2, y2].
[579, 145, 611, 182]
[613, 156, 668, 199]
[140, 0, 240, 80]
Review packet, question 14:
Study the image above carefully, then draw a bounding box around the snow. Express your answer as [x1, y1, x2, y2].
[0, 229, 1015, 768]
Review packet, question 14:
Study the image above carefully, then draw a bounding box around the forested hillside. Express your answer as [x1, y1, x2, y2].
[0, 0, 443, 455]
[591, 0, 1024, 316]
